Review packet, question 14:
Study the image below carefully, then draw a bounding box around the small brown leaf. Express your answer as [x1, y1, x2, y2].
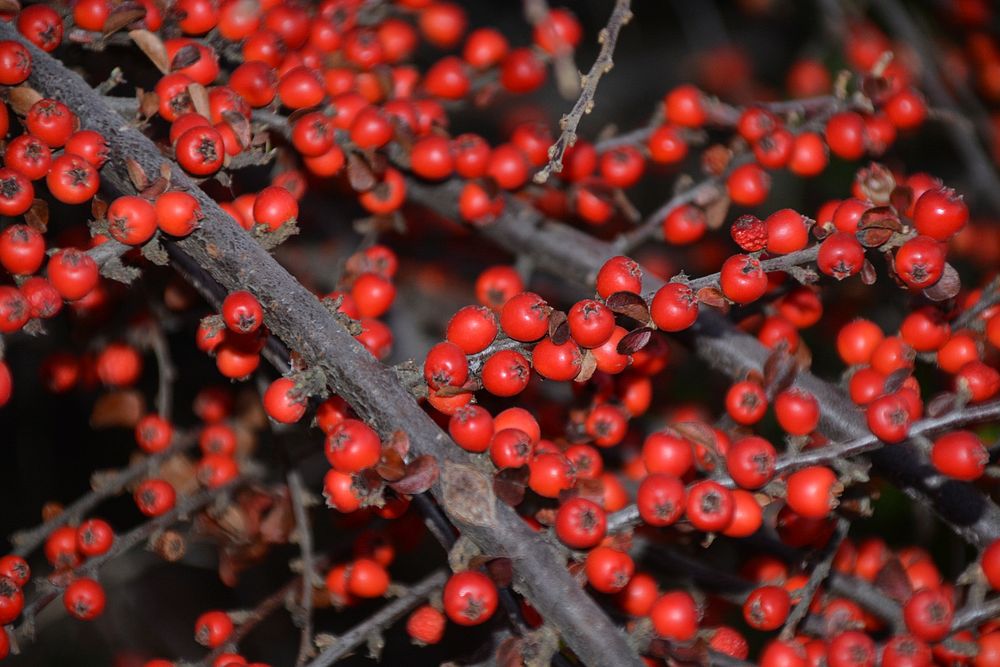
[493, 466, 528, 507]
[497, 636, 525, 667]
[387, 430, 410, 458]
[103, 4, 146, 35]
[187, 83, 210, 119]
[890, 185, 913, 216]
[617, 327, 653, 355]
[857, 206, 902, 248]
[485, 557, 513, 588]
[90, 389, 145, 428]
[860, 258, 877, 285]
[574, 349, 597, 383]
[388, 455, 440, 495]
[8, 86, 42, 116]
[926, 392, 957, 418]
[697, 286, 728, 309]
[703, 192, 731, 230]
[874, 558, 913, 604]
[129, 29, 169, 73]
[443, 462, 497, 526]
[140, 176, 170, 200]
[0, 0, 21, 14]
[125, 159, 149, 191]
[856, 163, 896, 205]
[547, 310, 569, 344]
[171, 44, 202, 71]
[24, 199, 49, 232]
[375, 448, 406, 482]
[762, 347, 796, 395]
[604, 291, 650, 323]
[347, 153, 376, 192]
[923, 263, 961, 301]
[221, 110, 252, 151]
[883, 368, 912, 395]
[139, 90, 159, 119]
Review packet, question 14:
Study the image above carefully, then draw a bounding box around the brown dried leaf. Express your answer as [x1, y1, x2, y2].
[0, 0, 20, 14]
[857, 206, 901, 248]
[387, 430, 410, 458]
[171, 44, 202, 71]
[140, 176, 169, 200]
[763, 347, 796, 395]
[861, 258, 877, 285]
[388, 455, 440, 495]
[617, 327, 653, 355]
[24, 199, 49, 232]
[104, 4, 146, 35]
[890, 185, 913, 216]
[604, 291, 650, 323]
[574, 349, 597, 383]
[129, 29, 169, 73]
[926, 392, 957, 418]
[139, 90, 159, 119]
[8, 86, 42, 116]
[923, 263, 960, 301]
[125, 158, 149, 191]
[493, 466, 528, 507]
[187, 83, 210, 119]
[375, 448, 406, 482]
[697, 286, 728, 309]
[497, 636, 525, 667]
[347, 153, 376, 192]
[703, 192, 731, 230]
[548, 310, 569, 344]
[221, 110, 252, 151]
[670, 422, 714, 452]
[485, 557, 514, 589]
[90, 389, 145, 428]
[874, 558, 913, 604]
[884, 368, 912, 395]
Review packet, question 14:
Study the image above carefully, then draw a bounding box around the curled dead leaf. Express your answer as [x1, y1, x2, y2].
[129, 29, 169, 73]
[922, 263, 960, 301]
[604, 291, 650, 323]
[388, 455, 440, 495]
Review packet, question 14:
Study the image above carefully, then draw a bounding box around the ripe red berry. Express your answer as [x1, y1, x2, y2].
[195, 610, 233, 648]
[567, 299, 616, 347]
[555, 497, 607, 550]
[650, 590, 698, 641]
[912, 187, 968, 241]
[818, 232, 865, 280]
[664, 85, 705, 127]
[725, 380, 768, 425]
[774, 388, 820, 435]
[448, 405, 493, 453]
[637, 473, 686, 526]
[825, 111, 867, 160]
[743, 585, 791, 631]
[786, 466, 840, 518]
[253, 186, 298, 231]
[531, 337, 582, 381]
[866, 392, 912, 443]
[406, 605, 446, 645]
[222, 291, 263, 334]
[527, 452, 575, 497]
[727, 163, 771, 207]
[489, 427, 532, 469]
[0, 576, 24, 625]
[75, 519, 114, 557]
[481, 349, 530, 397]
[325, 419, 381, 473]
[903, 588, 953, 642]
[134, 479, 177, 517]
[930, 430, 987, 481]
[650, 282, 698, 332]
[156, 191, 202, 237]
[585, 546, 634, 594]
[686, 480, 735, 532]
[64, 578, 106, 621]
[642, 431, 693, 477]
[443, 571, 497, 626]
[263, 377, 307, 424]
[107, 195, 158, 246]
[726, 436, 777, 489]
[720, 254, 768, 304]
[596, 256, 642, 298]
[894, 236, 946, 289]
[765, 209, 809, 254]
[500, 292, 550, 342]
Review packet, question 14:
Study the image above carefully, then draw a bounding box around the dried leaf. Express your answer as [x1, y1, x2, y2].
[388, 455, 440, 495]
[857, 206, 901, 248]
[697, 286, 728, 309]
[923, 263, 961, 301]
[140, 176, 169, 200]
[90, 389, 145, 428]
[703, 192, 731, 230]
[442, 462, 497, 526]
[171, 44, 202, 71]
[8, 86, 42, 116]
[129, 29, 169, 73]
[0, 0, 20, 14]
[763, 347, 796, 395]
[103, 4, 146, 35]
[605, 291, 650, 323]
[874, 558, 913, 604]
[883, 368, 912, 395]
[24, 199, 49, 232]
[375, 450, 405, 485]
[856, 163, 896, 205]
[221, 110, 252, 151]
[485, 557, 514, 589]
[574, 349, 598, 383]
[126, 158, 149, 191]
[497, 636, 526, 667]
[617, 327, 653, 355]
[187, 83, 210, 119]
[493, 466, 528, 507]
[890, 185, 913, 216]
[347, 153, 376, 192]
[548, 310, 569, 344]
[926, 392, 957, 418]
[861, 258, 877, 285]
[387, 430, 410, 458]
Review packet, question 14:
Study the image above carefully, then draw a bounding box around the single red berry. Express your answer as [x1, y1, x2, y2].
[774, 388, 820, 435]
[76, 519, 114, 558]
[726, 436, 777, 489]
[263, 377, 307, 424]
[786, 466, 840, 518]
[912, 187, 967, 241]
[903, 588, 953, 642]
[442, 571, 497, 626]
[743, 585, 791, 631]
[725, 380, 768, 425]
[686, 480, 735, 532]
[325, 419, 381, 473]
[650, 282, 698, 332]
[720, 254, 768, 304]
[931, 430, 987, 481]
[894, 236, 946, 289]
[636, 473, 686, 527]
[195, 610, 234, 648]
[585, 546, 634, 594]
[64, 578, 105, 621]
[406, 605, 446, 645]
[555, 497, 607, 550]
[650, 590, 698, 641]
[222, 290, 263, 334]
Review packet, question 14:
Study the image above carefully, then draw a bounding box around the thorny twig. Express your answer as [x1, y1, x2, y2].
[534, 0, 634, 184]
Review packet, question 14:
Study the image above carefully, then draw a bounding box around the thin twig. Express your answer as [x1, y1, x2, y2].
[304, 569, 448, 667]
[534, 0, 634, 184]
[779, 519, 849, 640]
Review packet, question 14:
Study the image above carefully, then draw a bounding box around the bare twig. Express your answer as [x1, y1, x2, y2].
[288, 469, 317, 666]
[534, 0, 634, 184]
[304, 569, 448, 667]
[9, 433, 198, 558]
[779, 519, 849, 640]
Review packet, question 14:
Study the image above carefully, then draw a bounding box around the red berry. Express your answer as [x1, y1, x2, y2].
[555, 497, 607, 550]
[786, 466, 840, 518]
[720, 254, 768, 304]
[442, 571, 497, 626]
[64, 578, 105, 621]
